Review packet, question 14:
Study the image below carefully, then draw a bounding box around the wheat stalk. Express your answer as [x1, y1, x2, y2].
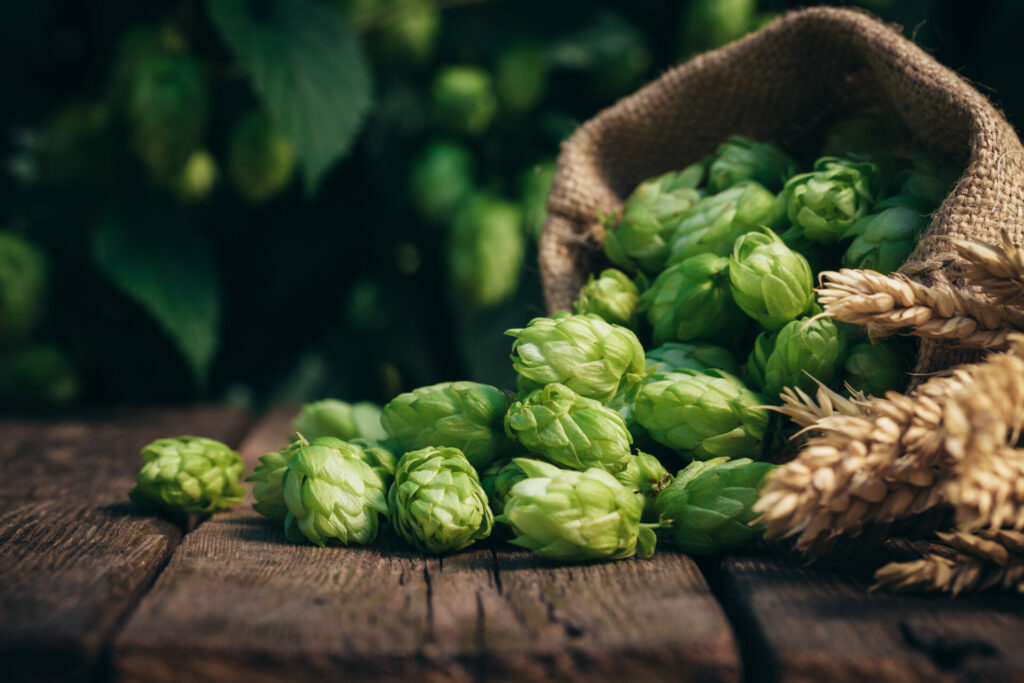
[769, 380, 872, 430]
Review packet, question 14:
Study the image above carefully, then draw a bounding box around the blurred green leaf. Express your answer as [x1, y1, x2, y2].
[93, 215, 221, 383]
[208, 0, 373, 195]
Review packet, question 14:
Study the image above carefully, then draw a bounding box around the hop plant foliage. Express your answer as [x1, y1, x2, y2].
[655, 457, 774, 554]
[282, 439, 389, 546]
[729, 227, 814, 331]
[292, 399, 388, 443]
[387, 446, 493, 554]
[505, 383, 633, 474]
[498, 458, 655, 561]
[573, 268, 641, 327]
[0, 233, 47, 347]
[448, 194, 525, 309]
[507, 314, 647, 404]
[130, 436, 245, 515]
[381, 381, 511, 470]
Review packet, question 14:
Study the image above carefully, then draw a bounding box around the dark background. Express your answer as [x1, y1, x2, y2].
[2, 0, 1021, 411]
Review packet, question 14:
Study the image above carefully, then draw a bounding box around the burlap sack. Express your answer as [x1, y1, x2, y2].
[539, 6, 1024, 376]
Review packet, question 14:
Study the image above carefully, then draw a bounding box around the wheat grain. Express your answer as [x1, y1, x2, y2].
[952, 236, 1024, 306]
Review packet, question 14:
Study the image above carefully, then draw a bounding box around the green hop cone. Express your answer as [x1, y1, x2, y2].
[0, 344, 79, 405]
[573, 268, 641, 327]
[381, 381, 511, 470]
[900, 151, 959, 207]
[748, 316, 848, 399]
[348, 437, 398, 486]
[603, 166, 704, 274]
[784, 157, 879, 244]
[842, 197, 929, 274]
[228, 110, 296, 203]
[282, 440, 388, 546]
[616, 451, 673, 522]
[679, 0, 757, 56]
[645, 342, 738, 378]
[247, 439, 305, 522]
[729, 227, 814, 331]
[498, 458, 655, 561]
[173, 148, 218, 202]
[293, 399, 388, 443]
[355, 0, 440, 65]
[507, 314, 646, 404]
[388, 446, 493, 554]
[128, 54, 208, 181]
[0, 233, 46, 347]
[480, 459, 528, 516]
[505, 383, 633, 474]
[448, 194, 525, 309]
[130, 436, 244, 515]
[520, 160, 556, 240]
[432, 66, 498, 136]
[634, 370, 769, 460]
[667, 181, 783, 265]
[640, 253, 748, 346]
[655, 457, 774, 554]
[495, 43, 548, 113]
[410, 141, 475, 224]
[708, 136, 797, 193]
[843, 342, 909, 397]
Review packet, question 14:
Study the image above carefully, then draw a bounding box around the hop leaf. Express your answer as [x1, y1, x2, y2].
[573, 268, 641, 328]
[505, 383, 633, 474]
[282, 439, 388, 546]
[381, 381, 511, 470]
[655, 457, 774, 554]
[708, 136, 797, 193]
[498, 458, 654, 561]
[292, 399, 387, 443]
[748, 316, 848, 399]
[130, 436, 245, 515]
[784, 157, 878, 244]
[0, 233, 46, 347]
[507, 314, 647, 404]
[634, 370, 769, 460]
[729, 227, 814, 331]
[388, 446, 493, 554]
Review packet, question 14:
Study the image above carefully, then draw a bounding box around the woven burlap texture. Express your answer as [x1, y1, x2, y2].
[539, 6, 1024, 375]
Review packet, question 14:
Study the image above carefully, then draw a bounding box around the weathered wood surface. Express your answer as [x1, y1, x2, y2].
[113, 407, 740, 683]
[0, 406, 250, 683]
[718, 543, 1024, 683]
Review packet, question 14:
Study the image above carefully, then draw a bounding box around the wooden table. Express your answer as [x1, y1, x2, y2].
[3, 406, 1024, 683]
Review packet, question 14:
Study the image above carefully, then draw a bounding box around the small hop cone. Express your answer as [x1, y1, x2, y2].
[130, 436, 245, 515]
[480, 459, 529, 516]
[645, 342, 739, 378]
[708, 135, 797, 193]
[0, 232, 47, 347]
[747, 316, 848, 399]
[729, 227, 814, 331]
[574, 268, 641, 328]
[387, 446, 493, 554]
[842, 196, 930, 275]
[447, 194, 525, 309]
[292, 399, 388, 443]
[247, 439, 306, 522]
[616, 451, 673, 522]
[505, 383, 633, 474]
[783, 156, 879, 244]
[431, 66, 497, 135]
[498, 458, 654, 562]
[842, 342, 909, 397]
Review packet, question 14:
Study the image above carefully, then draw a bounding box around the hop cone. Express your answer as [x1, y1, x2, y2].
[448, 194, 525, 309]
[842, 197, 929, 274]
[655, 457, 774, 554]
[634, 370, 769, 460]
[573, 268, 641, 327]
[640, 253, 747, 346]
[900, 151, 959, 207]
[388, 446, 493, 554]
[784, 157, 878, 244]
[130, 436, 245, 515]
[381, 381, 511, 470]
[507, 314, 646, 404]
[729, 227, 814, 331]
[748, 316, 848, 399]
[708, 136, 797, 193]
[843, 342, 908, 397]
[603, 166, 704, 273]
[129, 54, 208, 180]
[282, 440, 388, 546]
[353, 0, 439, 64]
[505, 383, 633, 474]
[432, 66, 497, 135]
[495, 43, 548, 113]
[173, 149, 218, 202]
[228, 110, 296, 203]
[0, 344, 78, 405]
[480, 459, 528, 515]
[645, 342, 738, 378]
[616, 451, 673, 522]
[293, 399, 388, 443]
[0, 233, 46, 347]
[247, 439, 304, 522]
[410, 141, 474, 224]
[498, 458, 655, 561]
[520, 160, 556, 239]
[348, 437, 398, 486]
[666, 181, 782, 265]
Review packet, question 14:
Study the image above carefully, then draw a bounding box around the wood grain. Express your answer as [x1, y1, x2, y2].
[718, 542, 1024, 683]
[114, 407, 740, 682]
[0, 405, 250, 683]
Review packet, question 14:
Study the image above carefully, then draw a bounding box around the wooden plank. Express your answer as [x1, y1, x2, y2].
[114, 407, 740, 682]
[0, 405, 250, 683]
[718, 543, 1024, 683]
